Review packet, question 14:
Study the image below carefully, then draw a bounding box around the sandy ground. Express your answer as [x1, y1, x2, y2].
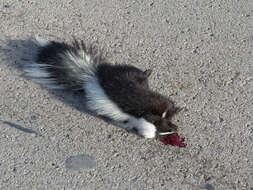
[0, 0, 253, 189]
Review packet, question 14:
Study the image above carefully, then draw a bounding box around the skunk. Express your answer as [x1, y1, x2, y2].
[22, 37, 182, 138]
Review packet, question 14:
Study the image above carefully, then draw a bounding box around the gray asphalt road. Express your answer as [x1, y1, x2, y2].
[0, 0, 252, 189]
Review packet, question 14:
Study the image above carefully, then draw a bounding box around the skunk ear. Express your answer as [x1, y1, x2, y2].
[174, 106, 184, 114]
[144, 69, 152, 78]
[164, 106, 184, 119]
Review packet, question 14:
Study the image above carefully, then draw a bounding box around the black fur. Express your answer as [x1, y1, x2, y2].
[96, 64, 181, 134]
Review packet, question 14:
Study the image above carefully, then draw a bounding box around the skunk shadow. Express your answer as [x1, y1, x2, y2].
[0, 37, 135, 135]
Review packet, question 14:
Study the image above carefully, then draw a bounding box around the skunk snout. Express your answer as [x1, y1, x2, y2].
[154, 119, 179, 137]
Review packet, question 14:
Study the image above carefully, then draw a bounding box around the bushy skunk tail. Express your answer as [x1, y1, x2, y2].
[23, 36, 100, 90]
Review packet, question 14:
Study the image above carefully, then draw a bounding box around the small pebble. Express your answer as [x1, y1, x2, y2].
[193, 47, 199, 54]
[219, 117, 224, 123]
[31, 115, 37, 120]
[12, 167, 17, 172]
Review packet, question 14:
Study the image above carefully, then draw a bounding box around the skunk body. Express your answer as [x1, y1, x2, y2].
[23, 37, 180, 138]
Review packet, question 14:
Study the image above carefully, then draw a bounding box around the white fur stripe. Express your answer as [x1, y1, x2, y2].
[84, 75, 157, 138]
[84, 76, 130, 121]
[23, 63, 63, 89]
[64, 51, 95, 79]
[136, 118, 157, 138]
[23, 64, 50, 78]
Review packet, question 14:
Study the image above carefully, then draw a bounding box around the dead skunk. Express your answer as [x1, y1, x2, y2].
[22, 37, 182, 139]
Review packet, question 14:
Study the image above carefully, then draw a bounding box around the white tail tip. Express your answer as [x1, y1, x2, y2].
[33, 36, 50, 47]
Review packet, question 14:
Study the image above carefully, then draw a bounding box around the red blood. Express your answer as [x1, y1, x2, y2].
[159, 134, 186, 147]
